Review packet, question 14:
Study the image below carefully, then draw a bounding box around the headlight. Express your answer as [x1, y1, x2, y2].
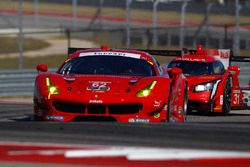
[136, 81, 157, 97]
[194, 82, 213, 92]
[46, 77, 60, 99]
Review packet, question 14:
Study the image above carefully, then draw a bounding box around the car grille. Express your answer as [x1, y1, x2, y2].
[108, 104, 142, 114]
[53, 101, 142, 115]
[88, 105, 106, 114]
[53, 101, 85, 113]
[72, 116, 117, 122]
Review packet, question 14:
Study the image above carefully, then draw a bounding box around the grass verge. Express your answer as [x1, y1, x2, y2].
[0, 37, 50, 54]
[0, 54, 66, 70]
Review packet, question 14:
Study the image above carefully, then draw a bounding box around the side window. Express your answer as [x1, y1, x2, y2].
[213, 61, 225, 75]
[152, 56, 163, 75]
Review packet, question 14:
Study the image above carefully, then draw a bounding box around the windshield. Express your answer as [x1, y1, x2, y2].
[58, 56, 156, 76]
[168, 61, 213, 76]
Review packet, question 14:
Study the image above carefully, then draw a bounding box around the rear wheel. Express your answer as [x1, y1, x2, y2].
[222, 78, 231, 114]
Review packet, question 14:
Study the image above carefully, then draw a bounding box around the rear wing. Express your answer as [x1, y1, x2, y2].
[207, 49, 231, 69]
[68, 47, 196, 57]
[68, 48, 89, 55]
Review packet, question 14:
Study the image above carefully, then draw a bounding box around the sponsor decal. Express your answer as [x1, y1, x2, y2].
[163, 104, 168, 111]
[153, 100, 161, 107]
[47, 116, 64, 121]
[219, 50, 230, 59]
[128, 118, 150, 123]
[215, 49, 230, 68]
[233, 92, 240, 105]
[178, 106, 183, 114]
[220, 95, 223, 105]
[87, 81, 111, 91]
[79, 52, 141, 59]
[233, 90, 241, 93]
[89, 100, 103, 104]
[176, 58, 203, 62]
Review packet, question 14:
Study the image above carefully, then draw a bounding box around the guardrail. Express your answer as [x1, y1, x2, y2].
[0, 64, 249, 97]
[0, 69, 36, 97]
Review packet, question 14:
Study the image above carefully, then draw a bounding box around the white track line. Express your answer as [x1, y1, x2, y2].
[65, 147, 250, 160]
[3, 141, 250, 161]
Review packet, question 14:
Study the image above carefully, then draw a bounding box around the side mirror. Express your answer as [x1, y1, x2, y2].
[228, 65, 240, 71]
[228, 65, 240, 75]
[168, 67, 182, 80]
[36, 64, 48, 73]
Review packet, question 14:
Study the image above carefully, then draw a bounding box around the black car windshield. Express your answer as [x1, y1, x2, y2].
[58, 56, 156, 76]
[168, 61, 213, 76]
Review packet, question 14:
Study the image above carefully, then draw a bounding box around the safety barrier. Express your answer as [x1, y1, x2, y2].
[0, 69, 36, 97]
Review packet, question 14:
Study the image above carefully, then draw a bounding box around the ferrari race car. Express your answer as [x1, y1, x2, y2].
[168, 45, 244, 114]
[33, 46, 187, 122]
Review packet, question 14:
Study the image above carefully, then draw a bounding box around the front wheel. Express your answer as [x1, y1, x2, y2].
[222, 78, 232, 114]
[182, 84, 188, 122]
[30, 114, 43, 121]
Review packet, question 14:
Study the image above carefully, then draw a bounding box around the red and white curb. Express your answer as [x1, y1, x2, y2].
[65, 147, 250, 160]
[1, 142, 250, 167]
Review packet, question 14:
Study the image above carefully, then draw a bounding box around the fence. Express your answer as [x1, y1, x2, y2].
[1, 0, 250, 52]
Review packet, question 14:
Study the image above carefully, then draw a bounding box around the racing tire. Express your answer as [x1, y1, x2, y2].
[182, 84, 188, 122]
[222, 78, 232, 115]
[30, 114, 43, 121]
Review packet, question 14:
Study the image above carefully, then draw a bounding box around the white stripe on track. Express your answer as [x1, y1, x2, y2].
[65, 147, 250, 160]
[2, 141, 250, 161]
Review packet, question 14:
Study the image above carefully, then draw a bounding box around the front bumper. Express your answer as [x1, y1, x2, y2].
[34, 97, 168, 122]
[188, 91, 222, 113]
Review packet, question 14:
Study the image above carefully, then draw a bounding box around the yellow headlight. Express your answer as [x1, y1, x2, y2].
[49, 86, 60, 95]
[141, 90, 150, 97]
[46, 77, 60, 99]
[136, 81, 157, 97]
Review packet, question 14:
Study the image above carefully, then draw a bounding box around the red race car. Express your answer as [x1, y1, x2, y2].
[168, 45, 244, 114]
[33, 46, 187, 122]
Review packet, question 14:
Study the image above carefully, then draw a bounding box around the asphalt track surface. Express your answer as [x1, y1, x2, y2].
[0, 102, 250, 151]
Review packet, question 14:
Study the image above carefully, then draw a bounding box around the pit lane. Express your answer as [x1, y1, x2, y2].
[0, 102, 250, 152]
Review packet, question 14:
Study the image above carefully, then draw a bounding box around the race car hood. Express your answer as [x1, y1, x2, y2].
[65, 75, 142, 95]
[186, 75, 222, 86]
[47, 74, 158, 101]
